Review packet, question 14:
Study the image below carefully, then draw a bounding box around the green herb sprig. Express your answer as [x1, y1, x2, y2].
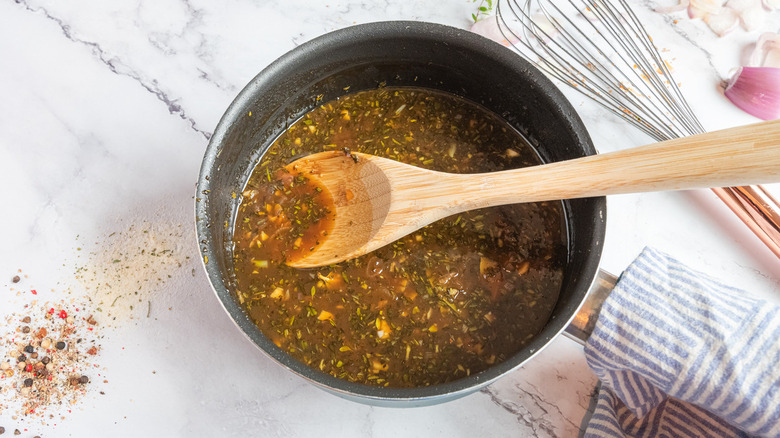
[472, 0, 495, 23]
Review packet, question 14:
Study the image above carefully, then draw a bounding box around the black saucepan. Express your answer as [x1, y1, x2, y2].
[195, 21, 606, 407]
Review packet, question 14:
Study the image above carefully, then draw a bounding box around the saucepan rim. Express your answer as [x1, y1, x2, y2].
[195, 20, 606, 406]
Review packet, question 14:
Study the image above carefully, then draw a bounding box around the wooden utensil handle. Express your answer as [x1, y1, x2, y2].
[446, 119, 780, 210]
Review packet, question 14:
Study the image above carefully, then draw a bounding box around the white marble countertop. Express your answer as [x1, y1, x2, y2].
[1, 0, 778, 437]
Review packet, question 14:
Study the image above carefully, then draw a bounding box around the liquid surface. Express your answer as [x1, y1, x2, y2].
[233, 88, 567, 387]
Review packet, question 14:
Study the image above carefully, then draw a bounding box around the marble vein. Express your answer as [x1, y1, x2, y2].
[521, 381, 584, 433]
[635, 0, 724, 79]
[14, 0, 213, 140]
[481, 386, 560, 438]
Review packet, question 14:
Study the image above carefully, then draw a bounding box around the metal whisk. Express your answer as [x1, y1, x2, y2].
[495, 0, 780, 258]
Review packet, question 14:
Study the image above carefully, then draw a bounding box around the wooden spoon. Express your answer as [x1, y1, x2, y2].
[286, 119, 780, 268]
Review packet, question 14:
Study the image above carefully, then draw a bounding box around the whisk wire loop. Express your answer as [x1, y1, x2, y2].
[496, 0, 705, 141]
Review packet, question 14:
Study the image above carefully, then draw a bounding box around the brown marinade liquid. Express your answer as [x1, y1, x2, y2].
[233, 88, 566, 387]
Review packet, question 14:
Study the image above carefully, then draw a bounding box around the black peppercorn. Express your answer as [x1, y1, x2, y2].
[55, 341, 66, 350]
[41, 356, 50, 364]
[24, 345, 34, 354]
[23, 378, 33, 387]
[17, 354, 26, 363]
[79, 375, 89, 384]
[12, 275, 20, 283]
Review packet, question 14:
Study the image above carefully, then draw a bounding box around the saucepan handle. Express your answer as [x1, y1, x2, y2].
[563, 269, 618, 345]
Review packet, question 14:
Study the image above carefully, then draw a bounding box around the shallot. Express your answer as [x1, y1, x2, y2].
[723, 33, 780, 119]
[723, 66, 780, 120]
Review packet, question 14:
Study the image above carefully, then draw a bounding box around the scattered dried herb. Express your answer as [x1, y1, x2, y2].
[74, 219, 192, 324]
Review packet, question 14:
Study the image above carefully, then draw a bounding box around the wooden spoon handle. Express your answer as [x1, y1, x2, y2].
[446, 119, 780, 211]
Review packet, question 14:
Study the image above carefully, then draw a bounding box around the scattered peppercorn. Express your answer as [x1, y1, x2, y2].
[13, 429, 19, 436]
[12, 275, 20, 283]
[0, 426, 5, 434]
[79, 375, 89, 384]
[2, 299, 105, 421]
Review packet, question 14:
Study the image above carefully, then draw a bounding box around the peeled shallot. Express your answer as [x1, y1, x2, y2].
[723, 32, 780, 120]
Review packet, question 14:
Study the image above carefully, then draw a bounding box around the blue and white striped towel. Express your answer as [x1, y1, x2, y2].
[583, 247, 780, 437]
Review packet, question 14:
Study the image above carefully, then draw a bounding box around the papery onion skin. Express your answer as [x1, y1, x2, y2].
[763, 0, 780, 10]
[724, 66, 780, 120]
[704, 7, 739, 35]
[739, 5, 767, 30]
[750, 32, 780, 68]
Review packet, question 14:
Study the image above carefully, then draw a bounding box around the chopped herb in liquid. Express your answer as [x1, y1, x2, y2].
[233, 88, 567, 387]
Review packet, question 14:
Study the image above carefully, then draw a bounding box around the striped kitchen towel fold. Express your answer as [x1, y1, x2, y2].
[583, 247, 780, 438]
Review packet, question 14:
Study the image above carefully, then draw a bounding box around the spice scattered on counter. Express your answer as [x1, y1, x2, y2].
[11, 276, 20, 284]
[74, 220, 192, 323]
[0, 297, 103, 427]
